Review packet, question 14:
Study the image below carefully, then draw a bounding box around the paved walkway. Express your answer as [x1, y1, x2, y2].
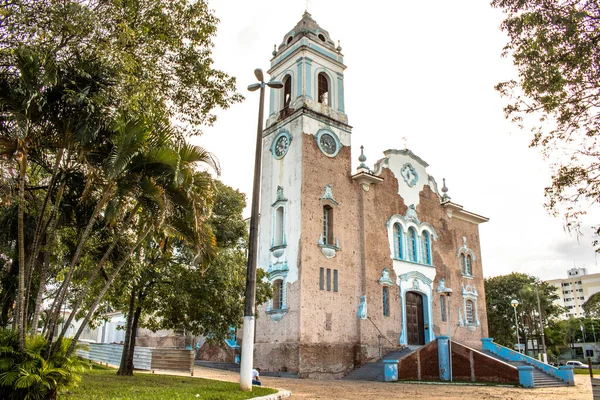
[191, 365, 592, 399]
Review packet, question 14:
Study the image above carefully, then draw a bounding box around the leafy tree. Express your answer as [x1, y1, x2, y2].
[0, 0, 242, 361]
[583, 292, 600, 318]
[485, 273, 562, 350]
[491, 0, 600, 239]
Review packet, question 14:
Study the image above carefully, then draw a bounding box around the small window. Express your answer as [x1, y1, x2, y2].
[318, 33, 326, 42]
[460, 254, 466, 274]
[274, 206, 284, 246]
[287, 36, 293, 44]
[273, 279, 283, 309]
[440, 295, 447, 322]
[319, 268, 324, 290]
[421, 231, 431, 265]
[318, 72, 329, 105]
[323, 205, 334, 245]
[465, 300, 475, 324]
[333, 270, 338, 292]
[383, 287, 390, 317]
[326, 268, 332, 291]
[407, 227, 417, 262]
[393, 223, 403, 259]
[586, 349, 594, 357]
[465, 255, 472, 276]
[283, 75, 292, 108]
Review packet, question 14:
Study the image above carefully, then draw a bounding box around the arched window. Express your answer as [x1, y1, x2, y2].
[318, 72, 329, 105]
[323, 205, 334, 245]
[383, 287, 390, 317]
[283, 75, 292, 108]
[465, 255, 472, 276]
[407, 227, 417, 262]
[421, 231, 431, 265]
[393, 223, 403, 259]
[465, 299, 475, 324]
[460, 253, 467, 274]
[273, 279, 284, 310]
[274, 206, 284, 246]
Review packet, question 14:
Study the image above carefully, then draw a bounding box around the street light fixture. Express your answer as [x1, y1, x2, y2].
[511, 299, 521, 353]
[240, 68, 282, 392]
[442, 287, 453, 381]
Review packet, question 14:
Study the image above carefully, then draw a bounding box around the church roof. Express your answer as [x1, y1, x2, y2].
[278, 12, 337, 53]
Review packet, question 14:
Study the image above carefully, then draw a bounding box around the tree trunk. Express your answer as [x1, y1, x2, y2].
[45, 185, 113, 343]
[125, 303, 143, 375]
[17, 151, 28, 349]
[66, 222, 153, 357]
[57, 203, 140, 343]
[117, 286, 137, 376]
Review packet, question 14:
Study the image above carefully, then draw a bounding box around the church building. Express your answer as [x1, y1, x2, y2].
[254, 12, 489, 378]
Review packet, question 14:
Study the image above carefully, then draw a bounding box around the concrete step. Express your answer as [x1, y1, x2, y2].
[481, 351, 569, 387]
[343, 347, 417, 381]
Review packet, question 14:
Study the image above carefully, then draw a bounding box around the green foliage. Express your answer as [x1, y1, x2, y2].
[485, 273, 562, 349]
[583, 292, 600, 318]
[0, 330, 85, 400]
[63, 367, 277, 399]
[491, 0, 600, 238]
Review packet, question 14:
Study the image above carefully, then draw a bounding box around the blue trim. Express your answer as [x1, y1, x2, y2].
[393, 223, 403, 259]
[437, 336, 450, 381]
[275, 43, 300, 65]
[308, 43, 339, 62]
[481, 338, 574, 386]
[296, 58, 303, 98]
[336, 73, 344, 112]
[305, 57, 313, 99]
[383, 360, 398, 382]
[422, 231, 431, 265]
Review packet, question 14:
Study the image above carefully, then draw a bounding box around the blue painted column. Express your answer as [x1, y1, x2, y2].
[437, 335, 450, 381]
[518, 366, 534, 388]
[305, 57, 313, 99]
[296, 58, 303, 98]
[336, 72, 344, 112]
[383, 359, 398, 382]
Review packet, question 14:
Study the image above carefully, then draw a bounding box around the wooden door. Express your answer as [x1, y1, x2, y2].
[405, 291, 425, 345]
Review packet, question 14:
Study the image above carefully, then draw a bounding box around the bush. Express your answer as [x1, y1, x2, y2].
[0, 330, 86, 400]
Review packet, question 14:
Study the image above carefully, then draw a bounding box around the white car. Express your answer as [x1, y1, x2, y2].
[566, 360, 589, 369]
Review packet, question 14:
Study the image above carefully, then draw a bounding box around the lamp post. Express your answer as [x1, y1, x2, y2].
[442, 288, 453, 381]
[239, 69, 282, 392]
[534, 284, 548, 363]
[511, 299, 521, 353]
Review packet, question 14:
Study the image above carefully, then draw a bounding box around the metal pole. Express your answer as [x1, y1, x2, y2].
[514, 305, 521, 353]
[239, 80, 265, 392]
[535, 284, 548, 363]
[447, 294, 452, 382]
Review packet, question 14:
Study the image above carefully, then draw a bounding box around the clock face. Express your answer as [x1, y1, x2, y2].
[274, 135, 289, 158]
[319, 133, 337, 155]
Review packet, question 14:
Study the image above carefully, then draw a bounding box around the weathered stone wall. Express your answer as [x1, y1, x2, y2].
[196, 343, 236, 363]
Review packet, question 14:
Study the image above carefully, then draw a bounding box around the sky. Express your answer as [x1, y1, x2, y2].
[196, 0, 599, 281]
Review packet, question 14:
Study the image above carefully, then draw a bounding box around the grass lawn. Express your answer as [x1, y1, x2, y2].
[60, 365, 278, 400]
[573, 368, 600, 375]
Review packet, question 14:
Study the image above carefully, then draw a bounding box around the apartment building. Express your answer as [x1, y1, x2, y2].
[548, 267, 600, 318]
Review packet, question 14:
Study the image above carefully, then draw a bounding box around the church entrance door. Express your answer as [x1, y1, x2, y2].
[405, 291, 425, 345]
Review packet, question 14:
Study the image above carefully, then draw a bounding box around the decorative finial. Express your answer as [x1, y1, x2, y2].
[402, 136, 407, 150]
[358, 145, 368, 170]
[336, 40, 342, 53]
[272, 44, 277, 56]
[441, 178, 451, 201]
[305, 0, 310, 12]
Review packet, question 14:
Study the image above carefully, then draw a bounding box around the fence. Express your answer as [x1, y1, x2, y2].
[77, 343, 193, 375]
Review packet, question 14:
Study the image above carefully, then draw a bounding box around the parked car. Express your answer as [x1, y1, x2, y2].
[566, 360, 589, 369]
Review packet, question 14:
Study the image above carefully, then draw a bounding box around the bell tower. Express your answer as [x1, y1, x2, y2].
[254, 12, 358, 377]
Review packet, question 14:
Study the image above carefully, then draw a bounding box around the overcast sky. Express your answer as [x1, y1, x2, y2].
[196, 0, 599, 281]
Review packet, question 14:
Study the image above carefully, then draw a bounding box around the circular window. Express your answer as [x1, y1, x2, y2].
[287, 36, 293, 44]
[318, 33, 326, 42]
[271, 131, 292, 159]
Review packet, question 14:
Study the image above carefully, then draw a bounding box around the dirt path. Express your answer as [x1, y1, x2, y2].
[192, 366, 592, 400]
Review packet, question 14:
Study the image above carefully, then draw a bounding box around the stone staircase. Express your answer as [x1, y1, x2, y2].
[342, 346, 417, 381]
[482, 351, 570, 387]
